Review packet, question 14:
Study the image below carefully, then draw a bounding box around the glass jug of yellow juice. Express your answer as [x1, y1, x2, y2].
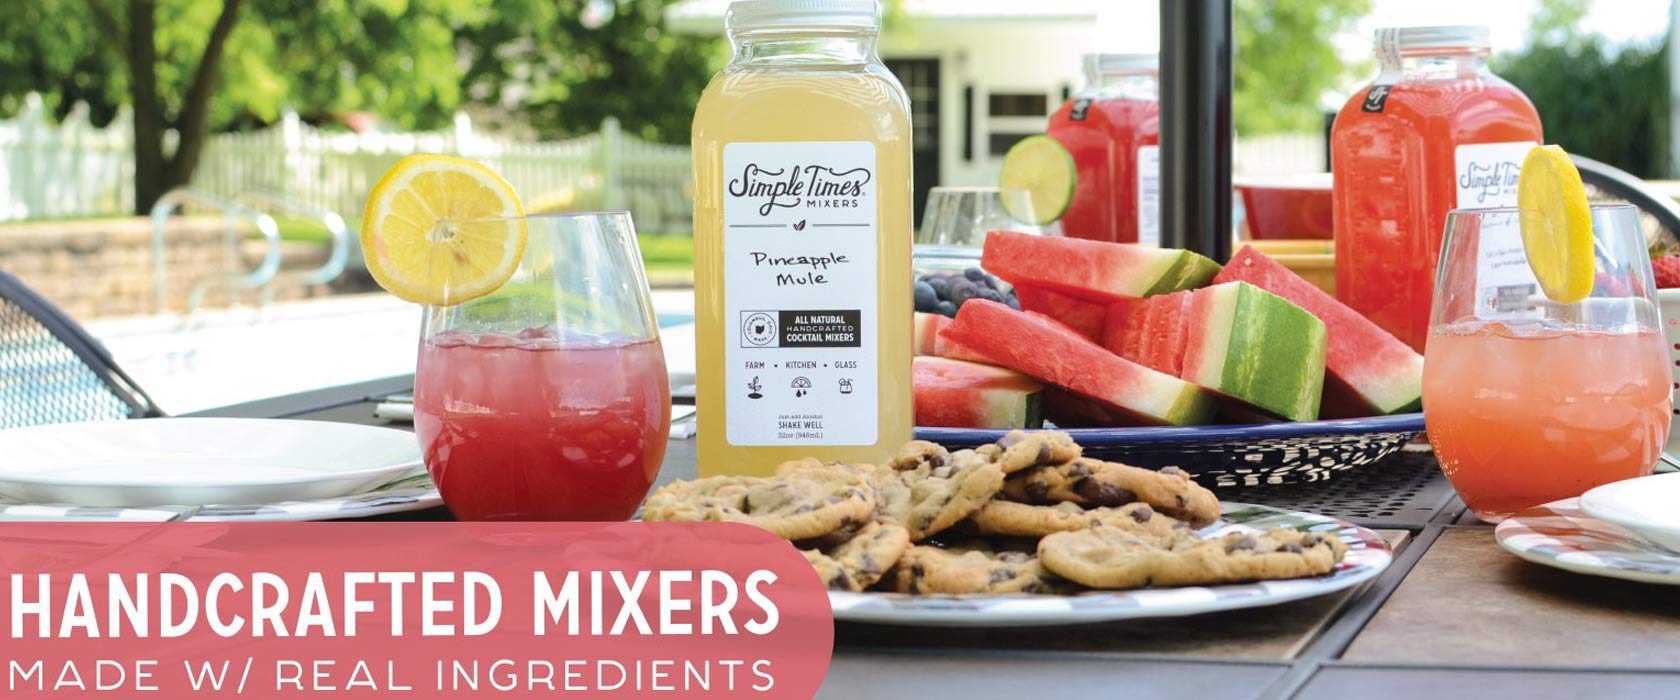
[691, 0, 913, 476]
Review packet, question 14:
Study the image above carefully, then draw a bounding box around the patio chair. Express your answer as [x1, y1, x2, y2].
[0, 267, 162, 429]
[1572, 154, 1680, 244]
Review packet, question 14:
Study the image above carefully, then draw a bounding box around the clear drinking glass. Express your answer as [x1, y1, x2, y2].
[412, 212, 671, 521]
[915, 186, 1045, 274]
[1424, 205, 1671, 522]
[916, 186, 1044, 247]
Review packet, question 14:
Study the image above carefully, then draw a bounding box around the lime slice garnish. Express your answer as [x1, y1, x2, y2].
[1516, 145, 1594, 304]
[999, 135, 1076, 225]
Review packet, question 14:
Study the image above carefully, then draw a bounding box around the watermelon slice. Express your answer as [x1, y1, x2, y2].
[1015, 284, 1106, 340]
[933, 328, 997, 364]
[1214, 246, 1423, 417]
[981, 230, 1221, 303]
[914, 356, 1044, 429]
[1180, 282, 1328, 422]
[1102, 283, 1328, 421]
[914, 312, 950, 356]
[1043, 387, 1137, 427]
[1102, 292, 1193, 376]
[943, 300, 1217, 426]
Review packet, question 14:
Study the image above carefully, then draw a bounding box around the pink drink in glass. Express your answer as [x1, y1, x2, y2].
[414, 329, 670, 521]
[1424, 320, 1671, 520]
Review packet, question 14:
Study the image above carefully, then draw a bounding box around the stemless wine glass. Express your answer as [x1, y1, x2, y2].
[916, 186, 1044, 248]
[412, 212, 671, 521]
[1424, 205, 1671, 522]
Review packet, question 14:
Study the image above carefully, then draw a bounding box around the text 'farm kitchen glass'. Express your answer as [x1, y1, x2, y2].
[1424, 205, 1670, 522]
[414, 212, 670, 521]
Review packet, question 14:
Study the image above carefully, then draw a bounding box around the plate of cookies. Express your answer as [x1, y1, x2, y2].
[644, 431, 1393, 627]
[914, 413, 1426, 488]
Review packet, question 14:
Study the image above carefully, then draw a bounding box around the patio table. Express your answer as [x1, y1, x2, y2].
[192, 377, 1680, 700]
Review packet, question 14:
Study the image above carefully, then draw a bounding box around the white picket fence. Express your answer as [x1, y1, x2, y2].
[0, 95, 136, 220]
[3, 90, 1330, 229]
[0, 93, 695, 233]
[1234, 132, 1327, 176]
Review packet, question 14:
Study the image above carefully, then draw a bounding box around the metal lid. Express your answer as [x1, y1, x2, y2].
[1084, 53, 1159, 76]
[1379, 25, 1491, 51]
[726, 0, 880, 31]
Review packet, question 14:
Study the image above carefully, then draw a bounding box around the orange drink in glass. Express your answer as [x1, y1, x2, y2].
[1424, 205, 1671, 521]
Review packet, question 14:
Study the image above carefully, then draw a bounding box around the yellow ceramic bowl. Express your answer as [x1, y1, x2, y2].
[1243, 239, 1336, 297]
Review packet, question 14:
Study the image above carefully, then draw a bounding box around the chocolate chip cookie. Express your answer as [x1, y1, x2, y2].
[1038, 525, 1346, 589]
[1001, 458, 1222, 527]
[885, 440, 952, 472]
[892, 449, 1006, 540]
[777, 459, 912, 527]
[988, 430, 1082, 474]
[966, 501, 1192, 543]
[886, 544, 1072, 595]
[801, 521, 912, 592]
[642, 471, 876, 540]
[779, 452, 1000, 540]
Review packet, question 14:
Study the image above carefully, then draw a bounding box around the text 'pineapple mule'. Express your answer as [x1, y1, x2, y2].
[692, 0, 914, 476]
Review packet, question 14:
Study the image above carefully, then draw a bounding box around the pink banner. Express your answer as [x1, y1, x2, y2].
[0, 522, 833, 698]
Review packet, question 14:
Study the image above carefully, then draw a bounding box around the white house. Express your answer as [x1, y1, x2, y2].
[667, 0, 1149, 220]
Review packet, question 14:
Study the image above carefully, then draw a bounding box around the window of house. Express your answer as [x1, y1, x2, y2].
[987, 133, 1033, 157]
[985, 90, 1052, 157]
[987, 93, 1049, 117]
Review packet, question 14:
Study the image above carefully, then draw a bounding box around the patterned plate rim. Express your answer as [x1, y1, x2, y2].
[0, 470, 443, 523]
[828, 502, 1394, 627]
[1494, 497, 1680, 586]
[914, 413, 1425, 447]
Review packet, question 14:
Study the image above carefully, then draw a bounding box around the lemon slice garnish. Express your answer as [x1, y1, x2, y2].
[360, 154, 527, 306]
[1516, 145, 1594, 304]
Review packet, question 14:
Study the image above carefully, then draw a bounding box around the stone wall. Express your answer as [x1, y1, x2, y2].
[0, 217, 362, 320]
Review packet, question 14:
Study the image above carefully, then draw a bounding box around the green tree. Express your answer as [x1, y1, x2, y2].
[0, 0, 489, 214]
[1494, 0, 1669, 178]
[459, 0, 723, 144]
[1233, 0, 1372, 135]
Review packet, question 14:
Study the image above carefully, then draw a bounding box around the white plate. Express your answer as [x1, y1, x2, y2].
[0, 418, 423, 507]
[1579, 472, 1680, 552]
[0, 470, 442, 522]
[1496, 497, 1680, 586]
[830, 503, 1392, 627]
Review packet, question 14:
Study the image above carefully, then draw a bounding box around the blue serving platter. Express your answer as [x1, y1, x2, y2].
[913, 413, 1427, 488]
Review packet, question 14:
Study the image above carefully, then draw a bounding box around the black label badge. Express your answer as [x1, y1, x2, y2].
[778, 310, 862, 348]
[1361, 85, 1392, 113]
[1069, 98, 1092, 121]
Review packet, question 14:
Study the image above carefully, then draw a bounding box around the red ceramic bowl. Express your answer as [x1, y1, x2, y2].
[1236, 174, 1333, 240]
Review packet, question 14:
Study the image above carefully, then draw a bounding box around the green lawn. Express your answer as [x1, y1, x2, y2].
[274, 216, 338, 244]
[638, 232, 694, 275]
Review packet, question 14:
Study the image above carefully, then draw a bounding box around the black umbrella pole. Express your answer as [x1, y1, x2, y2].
[1159, 0, 1233, 262]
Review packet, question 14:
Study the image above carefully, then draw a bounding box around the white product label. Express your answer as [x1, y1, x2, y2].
[722, 141, 878, 446]
[1455, 141, 1535, 209]
[1473, 210, 1543, 321]
[1457, 141, 1540, 320]
[1136, 145, 1160, 246]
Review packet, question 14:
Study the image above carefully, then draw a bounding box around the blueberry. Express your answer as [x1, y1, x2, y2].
[977, 288, 1004, 303]
[926, 276, 949, 298]
[1004, 293, 1021, 309]
[948, 281, 979, 303]
[914, 281, 938, 311]
[984, 274, 1004, 290]
[936, 300, 957, 317]
[963, 267, 987, 282]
